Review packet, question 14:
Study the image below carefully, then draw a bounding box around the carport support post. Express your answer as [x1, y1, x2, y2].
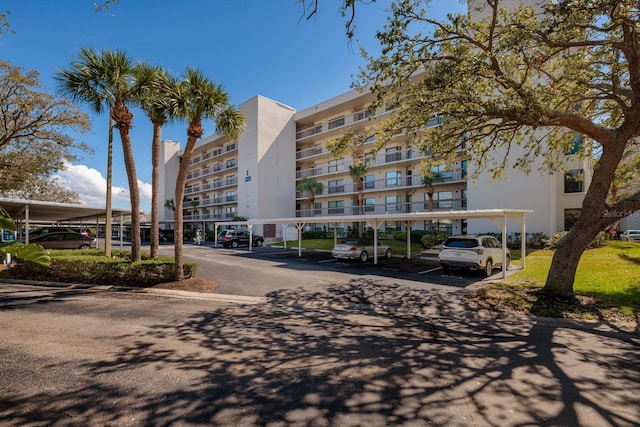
[502, 212, 508, 279]
[119, 212, 124, 250]
[404, 220, 412, 260]
[333, 223, 338, 246]
[248, 224, 254, 252]
[296, 223, 304, 258]
[282, 224, 288, 249]
[24, 204, 30, 243]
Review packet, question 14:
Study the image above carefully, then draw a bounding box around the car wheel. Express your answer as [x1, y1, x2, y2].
[231, 240, 239, 248]
[160, 235, 168, 242]
[359, 251, 369, 262]
[505, 255, 511, 270]
[384, 248, 392, 259]
[483, 259, 493, 277]
[441, 265, 451, 274]
[79, 244, 90, 250]
[255, 239, 263, 247]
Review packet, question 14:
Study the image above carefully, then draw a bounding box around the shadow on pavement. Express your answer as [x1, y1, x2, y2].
[1, 279, 639, 426]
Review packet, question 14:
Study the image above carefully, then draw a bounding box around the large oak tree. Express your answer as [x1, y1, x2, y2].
[324, 0, 640, 297]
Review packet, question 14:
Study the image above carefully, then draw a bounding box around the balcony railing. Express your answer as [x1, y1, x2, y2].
[188, 143, 238, 165]
[295, 168, 466, 198]
[296, 107, 386, 140]
[295, 199, 467, 217]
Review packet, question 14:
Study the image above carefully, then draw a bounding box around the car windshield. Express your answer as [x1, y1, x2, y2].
[444, 238, 478, 248]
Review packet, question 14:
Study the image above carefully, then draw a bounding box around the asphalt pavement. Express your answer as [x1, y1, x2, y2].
[0, 243, 638, 426]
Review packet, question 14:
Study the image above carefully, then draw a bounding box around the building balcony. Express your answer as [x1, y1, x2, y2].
[295, 108, 384, 141]
[296, 168, 467, 199]
[188, 143, 237, 166]
[295, 198, 467, 217]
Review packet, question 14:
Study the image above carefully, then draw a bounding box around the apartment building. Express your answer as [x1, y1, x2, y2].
[159, 83, 594, 239]
[159, 0, 601, 239]
[160, 95, 296, 237]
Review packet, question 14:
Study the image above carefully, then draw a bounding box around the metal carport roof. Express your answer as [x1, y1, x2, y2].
[216, 209, 532, 278]
[0, 198, 131, 225]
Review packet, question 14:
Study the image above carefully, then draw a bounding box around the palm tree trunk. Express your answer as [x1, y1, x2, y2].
[174, 133, 199, 280]
[104, 115, 113, 257]
[119, 129, 141, 262]
[150, 124, 161, 258]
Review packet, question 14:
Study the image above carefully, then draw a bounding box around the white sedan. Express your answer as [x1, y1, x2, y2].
[331, 239, 392, 262]
[620, 230, 640, 242]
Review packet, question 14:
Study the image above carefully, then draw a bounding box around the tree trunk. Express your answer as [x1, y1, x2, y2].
[174, 128, 201, 281]
[543, 140, 626, 296]
[118, 127, 141, 262]
[309, 194, 315, 217]
[113, 103, 141, 262]
[104, 115, 113, 258]
[150, 124, 161, 259]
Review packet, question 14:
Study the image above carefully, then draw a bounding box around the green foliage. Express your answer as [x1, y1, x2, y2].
[543, 231, 608, 249]
[0, 60, 90, 199]
[0, 206, 50, 266]
[421, 232, 448, 249]
[7, 252, 198, 287]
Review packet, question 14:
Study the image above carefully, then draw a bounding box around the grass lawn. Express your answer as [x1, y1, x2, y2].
[468, 240, 640, 323]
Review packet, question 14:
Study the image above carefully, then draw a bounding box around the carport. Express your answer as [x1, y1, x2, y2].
[215, 209, 531, 278]
[0, 198, 131, 245]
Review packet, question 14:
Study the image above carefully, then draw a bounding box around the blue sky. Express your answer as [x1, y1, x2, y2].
[2, 0, 467, 211]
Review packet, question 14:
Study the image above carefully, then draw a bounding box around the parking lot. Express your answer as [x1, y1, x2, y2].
[160, 243, 504, 297]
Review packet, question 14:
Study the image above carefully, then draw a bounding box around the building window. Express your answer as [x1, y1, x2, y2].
[314, 202, 322, 215]
[225, 191, 236, 202]
[328, 179, 345, 194]
[225, 175, 236, 186]
[328, 200, 344, 214]
[386, 171, 402, 187]
[461, 160, 468, 179]
[565, 209, 581, 230]
[564, 169, 584, 193]
[425, 191, 453, 209]
[226, 159, 236, 169]
[364, 197, 375, 213]
[364, 174, 376, 189]
[328, 116, 345, 129]
[432, 164, 453, 181]
[385, 195, 402, 212]
[385, 147, 402, 163]
[328, 159, 339, 173]
[566, 133, 583, 155]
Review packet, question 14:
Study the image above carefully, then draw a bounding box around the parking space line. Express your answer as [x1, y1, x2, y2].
[418, 267, 442, 275]
[318, 259, 338, 263]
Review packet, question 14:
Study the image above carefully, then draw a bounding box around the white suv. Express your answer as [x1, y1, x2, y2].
[438, 235, 510, 277]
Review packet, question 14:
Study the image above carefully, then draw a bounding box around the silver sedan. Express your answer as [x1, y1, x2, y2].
[331, 239, 392, 262]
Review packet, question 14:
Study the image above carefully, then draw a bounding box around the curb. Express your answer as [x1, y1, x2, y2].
[0, 278, 265, 304]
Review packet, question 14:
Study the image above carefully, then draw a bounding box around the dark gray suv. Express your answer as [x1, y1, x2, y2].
[218, 230, 264, 248]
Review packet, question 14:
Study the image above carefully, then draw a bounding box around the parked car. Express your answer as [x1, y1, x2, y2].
[620, 230, 640, 242]
[218, 229, 264, 248]
[27, 227, 76, 238]
[331, 239, 392, 262]
[438, 235, 510, 277]
[159, 229, 174, 242]
[29, 231, 97, 250]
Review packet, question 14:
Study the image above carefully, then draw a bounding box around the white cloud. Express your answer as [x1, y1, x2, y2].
[55, 163, 152, 212]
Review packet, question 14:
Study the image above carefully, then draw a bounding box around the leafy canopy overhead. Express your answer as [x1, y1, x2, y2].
[354, 0, 640, 180]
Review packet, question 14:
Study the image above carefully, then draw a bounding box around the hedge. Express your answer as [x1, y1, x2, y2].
[6, 252, 198, 287]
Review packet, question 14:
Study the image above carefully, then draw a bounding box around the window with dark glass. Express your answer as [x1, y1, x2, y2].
[564, 169, 584, 193]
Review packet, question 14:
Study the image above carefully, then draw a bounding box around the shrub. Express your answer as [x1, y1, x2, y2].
[302, 231, 325, 239]
[7, 253, 198, 287]
[543, 231, 608, 249]
[421, 232, 448, 249]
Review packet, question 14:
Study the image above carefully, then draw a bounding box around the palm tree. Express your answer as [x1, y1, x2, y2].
[133, 63, 174, 259]
[296, 177, 324, 217]
[421, 170, 444, 232]
[55, 47, 115, 257]
[348, 160, 369, 215]
[161, 68, 245, 280]
[56, 48, 143, 261]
